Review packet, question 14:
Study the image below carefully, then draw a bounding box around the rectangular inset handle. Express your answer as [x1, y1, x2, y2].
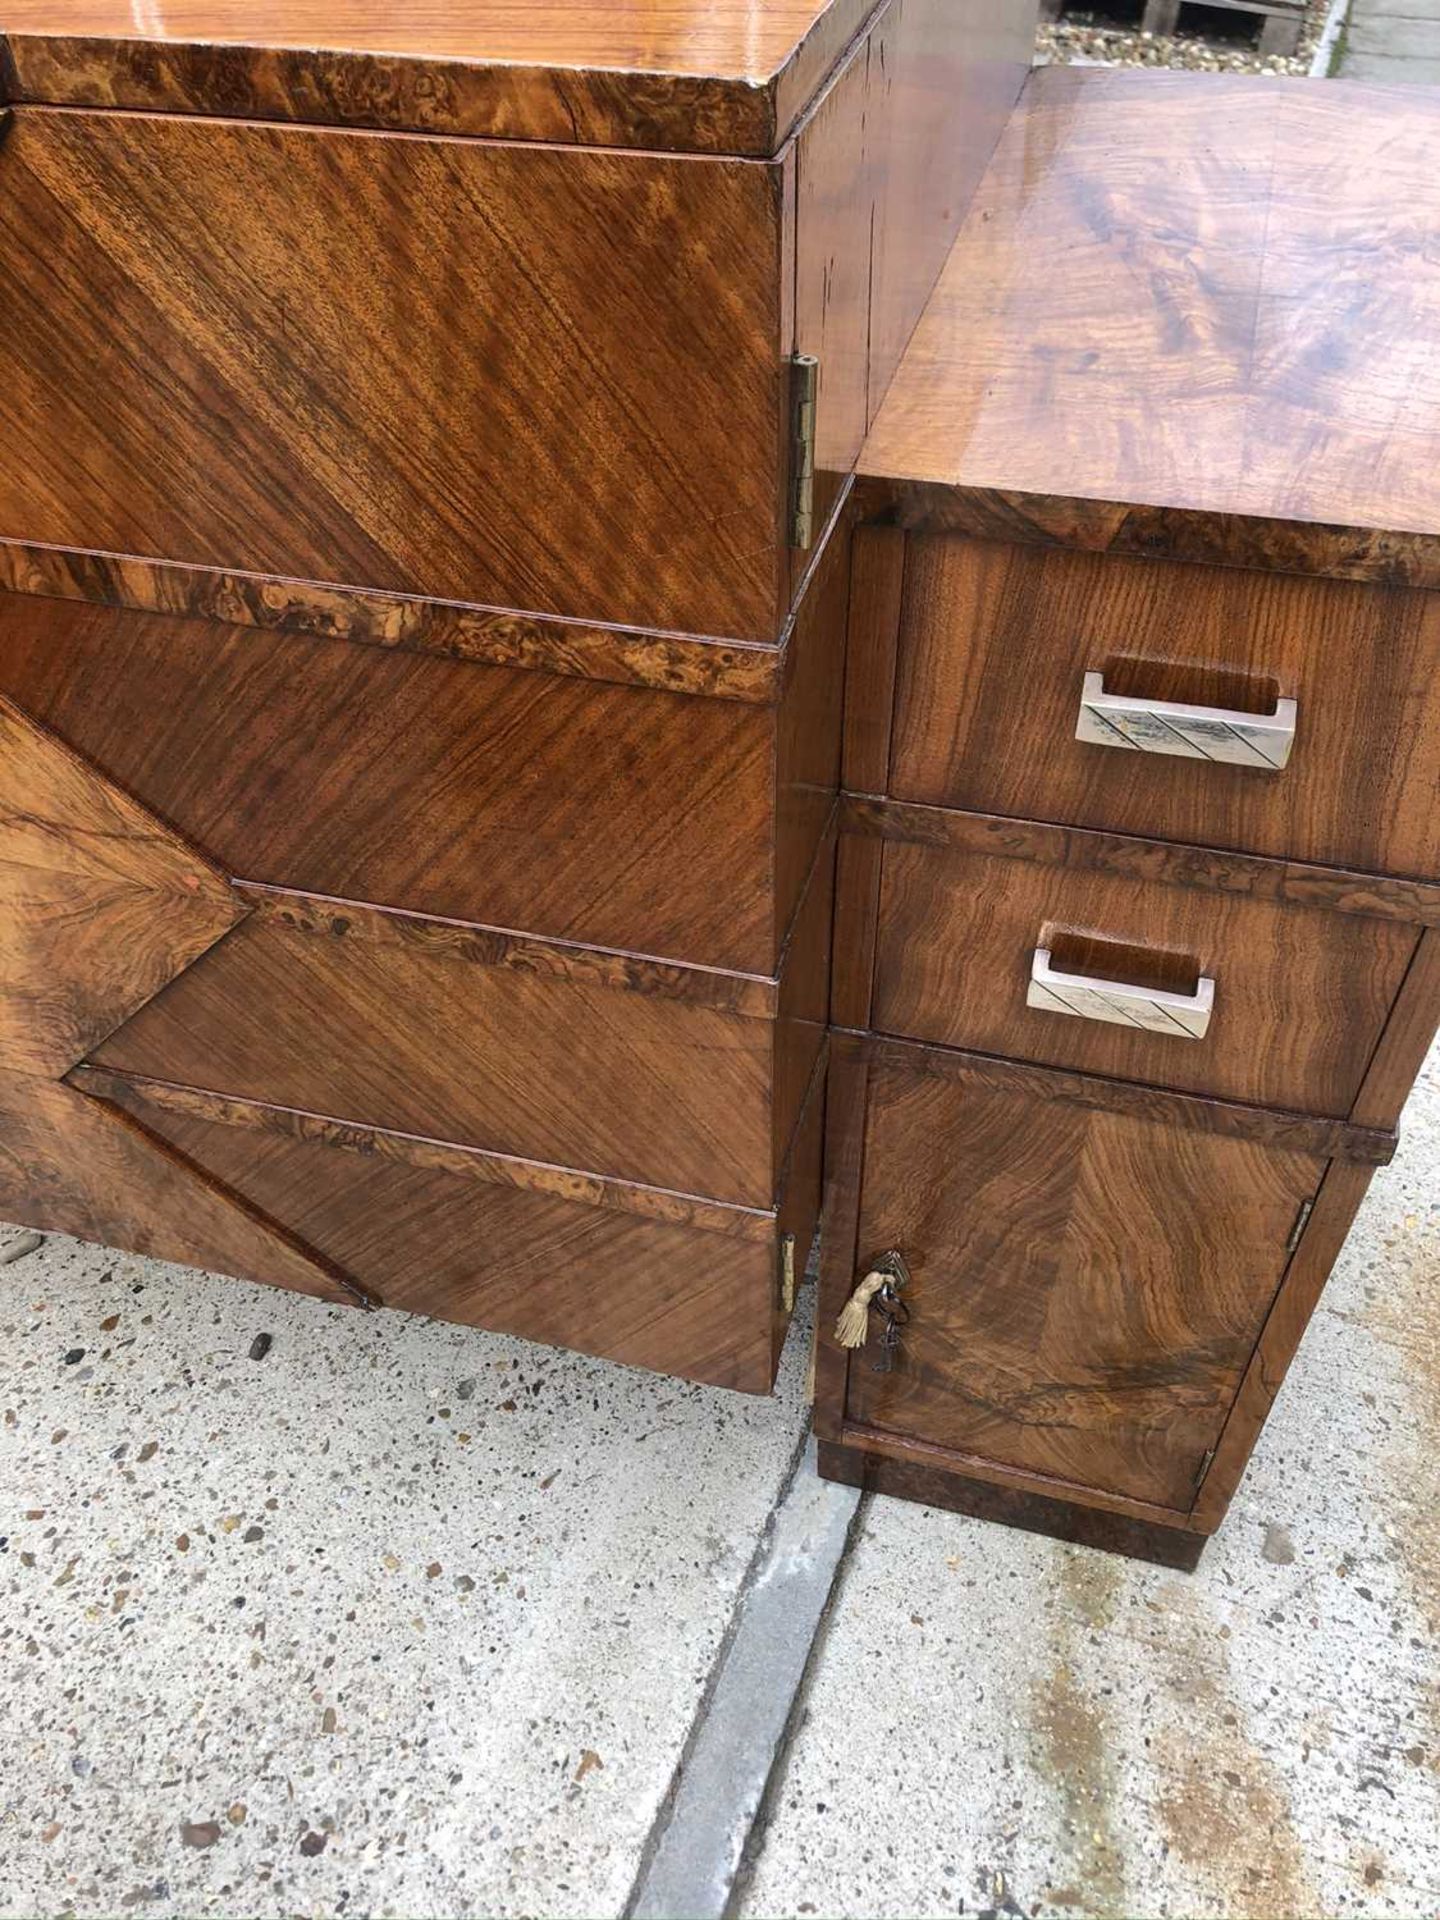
[1028, 947, 1215, 1039]
[1076, 671, 1297, 770]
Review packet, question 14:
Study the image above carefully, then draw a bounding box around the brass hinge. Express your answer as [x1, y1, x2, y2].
[1193, 1446, 1216, 1491]
[779, 1232, 798, 1314]
[1286, 1197, 1316, 1255]
[788, 354, 818, 551]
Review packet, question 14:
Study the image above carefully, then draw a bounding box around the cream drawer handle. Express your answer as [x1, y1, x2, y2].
[1028, 947, 1215, 1039]
[1076, 671, 1297, 770]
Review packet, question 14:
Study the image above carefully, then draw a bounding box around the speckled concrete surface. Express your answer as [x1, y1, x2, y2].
[5, 1043, 1438, 1920]
[0, 1239, 812, 1918]
[739, 1036, 1440, 1920]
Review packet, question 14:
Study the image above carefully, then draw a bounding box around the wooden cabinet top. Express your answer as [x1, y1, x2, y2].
[0, 0, 882, 151]
[861, 68, 1440, 588]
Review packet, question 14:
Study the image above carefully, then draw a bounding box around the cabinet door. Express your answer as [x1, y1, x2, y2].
[843, 1056, 1325, 1512]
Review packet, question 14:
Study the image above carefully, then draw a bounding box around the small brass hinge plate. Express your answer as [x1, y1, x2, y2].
[780, 1232, 798, 1314]
[1286, 1197, 1316, 1255]
[788, 354, 818, 551]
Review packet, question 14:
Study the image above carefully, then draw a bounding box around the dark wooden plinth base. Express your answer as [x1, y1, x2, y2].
[817, 1441, 1208, 1570]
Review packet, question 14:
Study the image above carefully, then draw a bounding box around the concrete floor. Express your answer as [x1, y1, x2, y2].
[1339, 0, 1440, 80]
[3, 1039, 1438, 1920]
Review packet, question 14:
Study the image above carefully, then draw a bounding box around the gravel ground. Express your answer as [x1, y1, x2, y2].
[1038, 0, 1337, 73]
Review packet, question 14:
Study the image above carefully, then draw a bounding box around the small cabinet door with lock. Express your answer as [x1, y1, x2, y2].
[829, 1049, 1329, 1517]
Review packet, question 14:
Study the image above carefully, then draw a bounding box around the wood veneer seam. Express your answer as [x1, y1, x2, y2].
[74, 1080, 376, 1308]
[774, 806, 840, 974]
[2, 93, 793, 163]
[0, 538, 787, 705]
[841, 793, 1440, 927]
[67, 1067, 782, 1241]
[842, 1028, 1398, 1164]
[865, 482, 1440, 593]
[232, 881, 783, 1020]
[1347, 925, 1432, 1125]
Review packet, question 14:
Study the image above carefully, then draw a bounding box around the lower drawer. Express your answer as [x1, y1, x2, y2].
[867, 822, 1417, 1119]
[819, 1039, 1338, 1516]
[44, 1061, 826, 1395]
[89, 862, 833, 1209]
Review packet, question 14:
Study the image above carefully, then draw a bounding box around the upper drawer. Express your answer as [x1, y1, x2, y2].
[869, 828, 1418, 1120]
[0, 559, 850, 976]
[0, 107, 787, 641]
[887, 536, 1440, 883]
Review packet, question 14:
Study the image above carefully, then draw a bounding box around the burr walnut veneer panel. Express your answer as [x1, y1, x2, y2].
[861, 70, 1440, 579]
[0, 106, 786, 640]
[832, 1048, 1327, 1515]
[0, 0, 880, 150]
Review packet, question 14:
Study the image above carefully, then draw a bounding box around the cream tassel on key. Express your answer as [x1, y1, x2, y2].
[834, 1251, 911, 1351]
[834, 1270, 890, 1349]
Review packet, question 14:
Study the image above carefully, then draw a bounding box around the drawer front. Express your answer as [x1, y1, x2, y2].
[871, 836, 1416, 1118]
[0, 107, 785, 641]
[0, 595, 779, 973]
[842, 1057, 1323, 1511]
[88, 894, 809, 1210]
[889, 536, 1440, 882]
[90, 1073, 809, 1394]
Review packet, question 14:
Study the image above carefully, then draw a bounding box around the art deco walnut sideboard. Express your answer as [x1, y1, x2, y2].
[2, 4, 1438, 1567]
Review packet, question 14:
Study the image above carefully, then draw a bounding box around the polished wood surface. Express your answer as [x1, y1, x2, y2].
[0, 0, 1017, 640]
[887, 536, 1440, 885]
[871, 834, 1417, 1119]
[847, 798, 1440, 932]
[0, 694, 245, 1077]
[0, 595, 778, 969]
[0, 106, 785, 641]
[0, 540, 786, 705]
[0, 0, 877, 152]
[841, 1050, 1324, 1512]
[790, 0, 1033, 565]
[851, 1030, 1397, 1167]
[89, 848, 832, 1205]
[1349, 931, 1440, 1132]
[862, 70, 1440, 560]
[91, 1072, 812, 1392]
[0, 1072, 364, 1306]
[89, 903, 779, 1205]
[1190, 1155, 1376, 1532]
[72, 1068, 777, 1241]
[863, 479, 1440, 596]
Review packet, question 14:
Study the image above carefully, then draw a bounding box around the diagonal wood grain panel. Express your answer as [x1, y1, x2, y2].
[0, 694, 248, 1075]
[0, 1071, 366, 1306]
[0, 106, 785, 640]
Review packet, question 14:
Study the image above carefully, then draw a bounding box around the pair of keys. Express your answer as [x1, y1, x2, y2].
[868, 1273, 910, 1374]
[833, 1249, 911, 1371]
